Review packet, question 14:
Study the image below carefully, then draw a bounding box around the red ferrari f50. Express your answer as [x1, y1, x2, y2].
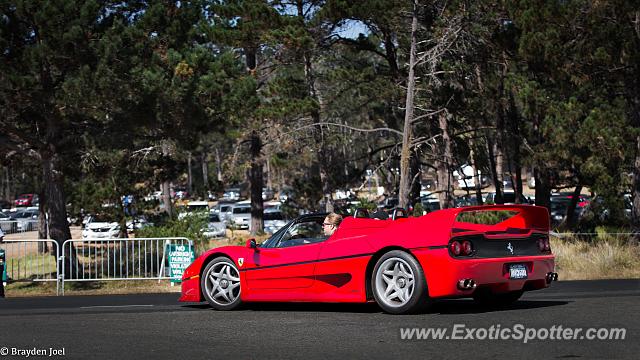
[180, 205, 556, 314]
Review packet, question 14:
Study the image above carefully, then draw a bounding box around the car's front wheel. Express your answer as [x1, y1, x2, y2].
[371, 250, 431, 314]
[201, 257, 242, 310]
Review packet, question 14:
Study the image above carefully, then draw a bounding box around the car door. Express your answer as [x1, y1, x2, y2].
[244, 215, 326, 290]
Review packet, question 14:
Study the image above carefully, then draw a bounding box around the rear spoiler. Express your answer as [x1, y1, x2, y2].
[445, 205, 550, 234]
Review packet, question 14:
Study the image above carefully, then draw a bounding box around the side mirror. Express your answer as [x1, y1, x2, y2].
[246, 238, 258, 250]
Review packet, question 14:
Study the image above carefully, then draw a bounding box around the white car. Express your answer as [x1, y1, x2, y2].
[82, 221, 120, 239]
[211, 202, 234, 223]
[222, 188, 241, 201]
[178, 201, 210, 220]
[202, 214, 226, 238]
[228, 203, 251, 229]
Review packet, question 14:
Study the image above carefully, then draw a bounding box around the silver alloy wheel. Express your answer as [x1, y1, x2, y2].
[374, 257, 415, 308]
[204, 261, 241, 306]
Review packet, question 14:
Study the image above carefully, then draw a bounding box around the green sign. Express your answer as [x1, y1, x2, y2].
[167, 244, 194, 283]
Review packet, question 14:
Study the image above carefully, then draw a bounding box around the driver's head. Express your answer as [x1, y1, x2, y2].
[323, 212, 343, 236]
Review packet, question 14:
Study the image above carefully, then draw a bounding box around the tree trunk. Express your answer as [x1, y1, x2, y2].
[534, 167, 551, 211]
[215, 147, 222, 182]
[469, 141, 484, 205]
[437, 112, 454, 209]
[41, 150, 75, 276]
[37, 190, 48, 252]
[201, 153, 209, 188]
[564, 185, 582, 230]
[265, 156, 272, 190]
[161, 141, 174, 218]
[409, 152, 421, 210]
[187, 152, 192, 195]
[509, 93, 524, 203]
[249, 131, 264, 235]
[398, 0, 418, 210]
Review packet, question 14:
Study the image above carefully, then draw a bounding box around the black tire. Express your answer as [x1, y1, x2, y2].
[473, 289, 524, 307]
[200, 257, 243, 310]
[371, 250, 432, 314]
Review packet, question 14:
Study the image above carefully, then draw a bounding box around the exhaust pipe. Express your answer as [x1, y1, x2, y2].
[546, 272, 558, 283]
[457, 278, 477, 290]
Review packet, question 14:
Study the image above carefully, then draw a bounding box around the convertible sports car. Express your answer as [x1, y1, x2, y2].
[180, 205, 557, 314]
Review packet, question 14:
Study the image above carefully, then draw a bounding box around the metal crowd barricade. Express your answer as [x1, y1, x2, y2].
[0, 220, 40, 234]
[0, 221, 20, 235]
[60, 237, 193, 295]
[1, 239, 60, 295]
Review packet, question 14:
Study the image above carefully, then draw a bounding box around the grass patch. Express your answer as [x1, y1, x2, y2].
[5, 254, 57, 281]
[552, 233, 640, 280]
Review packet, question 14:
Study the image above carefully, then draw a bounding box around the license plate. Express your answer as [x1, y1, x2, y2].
[509, 264, 528, 279]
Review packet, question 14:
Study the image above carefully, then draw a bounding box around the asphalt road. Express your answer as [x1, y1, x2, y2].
[0, 279, 638, 359]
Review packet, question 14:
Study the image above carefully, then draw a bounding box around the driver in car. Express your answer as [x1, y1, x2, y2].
[322, 213, 343, 237]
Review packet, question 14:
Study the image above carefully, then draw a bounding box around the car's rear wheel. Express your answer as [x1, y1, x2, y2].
[371, 250, 431, 314]
[473, 289, 523, 307]
[201, 257, 242, 310]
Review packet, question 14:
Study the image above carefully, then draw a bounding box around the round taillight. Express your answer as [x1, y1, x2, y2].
[538, 239, 546, 252]
[450, 241, 461, 256]
[461, 241, 473, 256]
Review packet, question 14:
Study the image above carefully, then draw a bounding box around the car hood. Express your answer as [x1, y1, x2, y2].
[87, 222, 118, 230]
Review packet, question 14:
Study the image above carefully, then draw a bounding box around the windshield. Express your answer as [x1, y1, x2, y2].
[261, 219, 294, 248]
[209, 214, 221, 222]
[232, 206, 251, 214]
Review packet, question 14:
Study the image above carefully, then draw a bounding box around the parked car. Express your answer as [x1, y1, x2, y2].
[278, 188, 294, 202]
[173, 189, 189, 200]
[262, 188, 275, 201]
[549, 193, 590, 226]
[453, 195, 479, 208]
[0, 211, 18, 234]
[421, 196, 441, 213]
[178, 201, 210, 220]
[222, 188, 241, 201]
[82, 215, 120, 239]
[15, 193, 38, 207]
[180, 205, 557, 314]
[13, 209, 38, 231]
[212, 202, 235, 223]
[228, 203, 251, 229]
[202, 213, 226, 238]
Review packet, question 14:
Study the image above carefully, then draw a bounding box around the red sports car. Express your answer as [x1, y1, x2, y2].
[180, 205, 557, 314]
